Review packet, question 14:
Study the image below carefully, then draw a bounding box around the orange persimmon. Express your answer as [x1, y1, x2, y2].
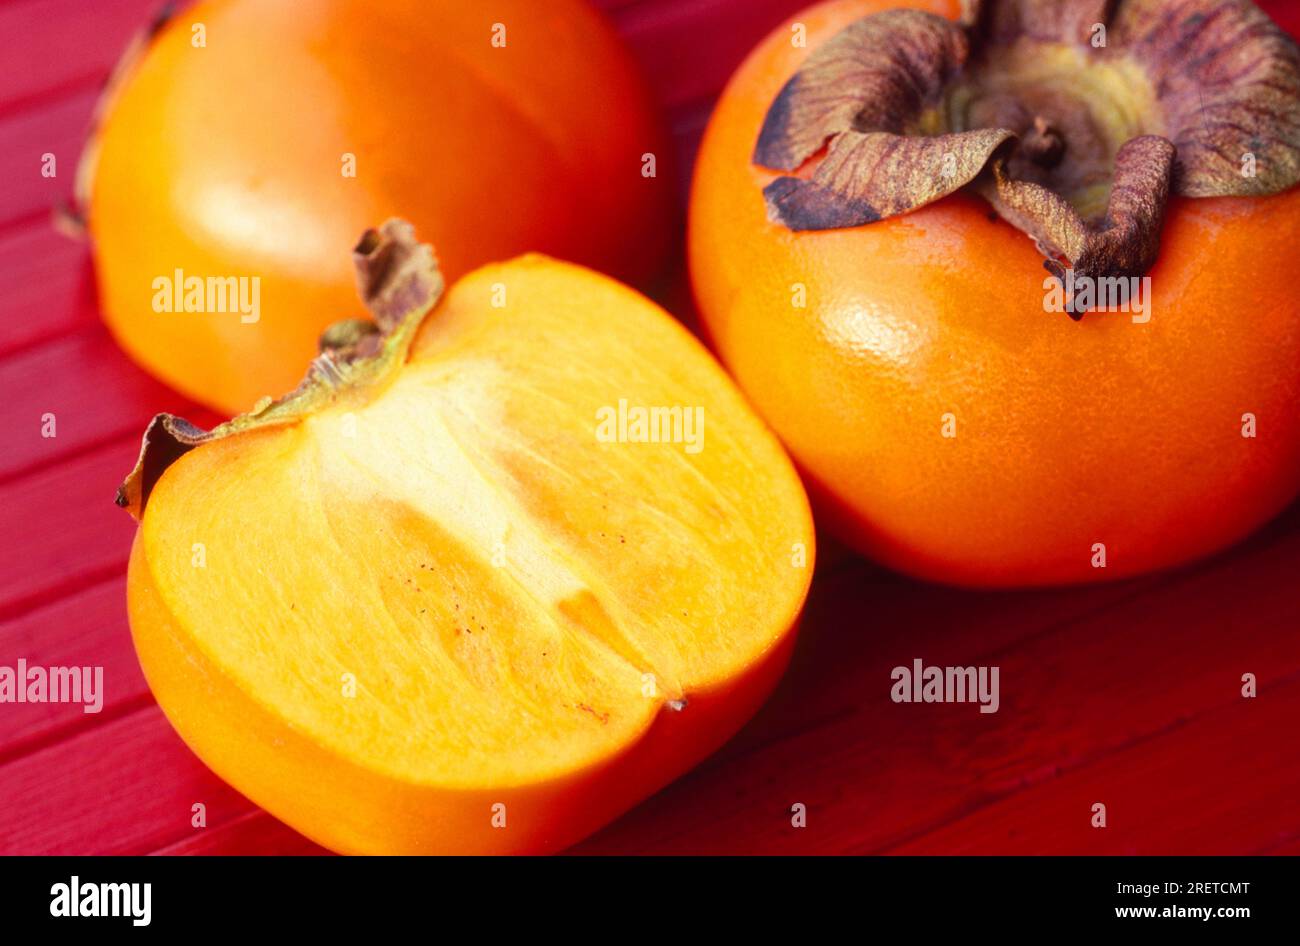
[689, 0, 1300, 586]
[119, 222, 813, 855]
[84, 0, 672, 415]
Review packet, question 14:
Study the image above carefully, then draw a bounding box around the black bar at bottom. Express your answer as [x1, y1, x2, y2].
[0, 854, 1291, 933]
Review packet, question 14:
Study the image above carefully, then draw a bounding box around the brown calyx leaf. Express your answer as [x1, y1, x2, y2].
[352, 220, 443, 332]
[1112, 0, 1300, 197]
[764, 128, 1016, 230]
[112, 414, 215, 522]
[753, 0, 1300, 298]
[755, 10, 1008, 225]
[115, 218, 444, 520]
[981, 135, 1175, 317]
[754, 11, 973, 170]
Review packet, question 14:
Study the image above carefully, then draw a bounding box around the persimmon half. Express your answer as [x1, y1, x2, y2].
[690, 0, 1300, 586]
[118, 221, 813, 855]
[84, 0, 673, 415]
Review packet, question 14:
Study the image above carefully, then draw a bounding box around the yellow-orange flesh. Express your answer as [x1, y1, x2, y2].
[129, 256, 814, 854]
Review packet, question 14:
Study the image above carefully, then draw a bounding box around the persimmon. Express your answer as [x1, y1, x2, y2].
[118, 221, 814, 855]
[83, 0, 673, 415]
[690, 0, 1300, 586]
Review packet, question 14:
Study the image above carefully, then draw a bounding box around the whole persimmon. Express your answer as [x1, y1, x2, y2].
[118, 221, 813, 855]
[690, 0, 1300, 586]
[84, 0, 673, 415]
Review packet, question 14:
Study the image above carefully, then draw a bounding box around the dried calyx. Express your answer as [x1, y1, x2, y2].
[753, 0, 1300, 315]
[116, 219, 443, 519]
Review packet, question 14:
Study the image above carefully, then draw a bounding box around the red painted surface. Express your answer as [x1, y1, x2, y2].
[1, 0, 1298, 856]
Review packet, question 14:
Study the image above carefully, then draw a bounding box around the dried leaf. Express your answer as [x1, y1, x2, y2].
[116, 219, 444, 519]
[981, 135, 1175, 315]
[753, 10, 973, 171]
[1113, 0, 1300, 196]
[764, 128, 1015, 229]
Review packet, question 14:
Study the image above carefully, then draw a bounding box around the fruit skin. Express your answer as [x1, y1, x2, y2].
[88, 0, 673, 415]
[690, 0, 1300, 587]
[127, 254, 814, 855]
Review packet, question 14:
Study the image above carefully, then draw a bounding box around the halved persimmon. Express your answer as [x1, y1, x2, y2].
[84, 0, 673, 415]
[120, 222, 813, 855]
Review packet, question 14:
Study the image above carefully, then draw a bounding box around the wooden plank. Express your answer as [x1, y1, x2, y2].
[0, 0, 158, 114]
[0, 577, 146, 763]
[0, 327, 215, 483]
[1257, 832, 1300, 855]
[887, 674, 1300, 854]
[593, 0, 655, 12]
[0, 705, 253, 855]
[156, 809, 328, 857]
[614, 0, 805, 110]
[0, 438, 138, 620]
[0, 218, 97, 358]
[1262, 0, 1300, 36]
[0, 88, 95, 228]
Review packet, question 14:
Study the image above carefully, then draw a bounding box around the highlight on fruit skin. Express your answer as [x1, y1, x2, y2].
[82, 0, 674, 416]
[119, 220, 814, 855]
[688, 0, 1300, 587]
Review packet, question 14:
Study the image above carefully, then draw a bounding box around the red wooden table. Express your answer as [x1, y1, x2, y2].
[2, 0, 1299, 856]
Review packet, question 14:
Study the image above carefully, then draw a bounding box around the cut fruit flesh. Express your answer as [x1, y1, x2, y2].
[129, 254, 813, 853]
